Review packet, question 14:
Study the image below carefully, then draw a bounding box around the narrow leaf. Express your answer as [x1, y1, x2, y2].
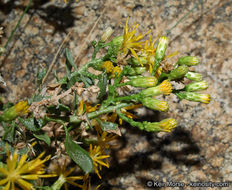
[64, 126, 93, 174]
[33, 133, 51, 146]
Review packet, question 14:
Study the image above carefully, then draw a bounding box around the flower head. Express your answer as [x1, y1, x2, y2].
[0, 145, 52, 190]
[155, 36, 169, 62]
[185, 71, 202, 81]
[143, 118, 177, 132]
[112, 66, 122, 77]
[140, 80, 172, 97]
[121, 17, 151, 65]
[128, 76, 158, 88]
[168, 65, 189, 80]
[184, 81, 208, 92]
[89, 144, 110, 179]
[0, 100, 29, 122]
[177, 56, 200, 66]
[101, 27, 114, 42]
[141, 97, 169, 112]
[51, 164, 83, 190]
[101, 61, 114, 73]
[175, 92, 211, 104]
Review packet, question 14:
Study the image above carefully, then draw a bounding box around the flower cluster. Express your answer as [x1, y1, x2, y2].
[0, 18, 211, 189]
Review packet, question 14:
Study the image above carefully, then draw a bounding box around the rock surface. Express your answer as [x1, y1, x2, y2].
[0, 0, 231, 189]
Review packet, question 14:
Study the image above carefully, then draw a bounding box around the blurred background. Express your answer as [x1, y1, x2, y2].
[0, 0, 231, 189]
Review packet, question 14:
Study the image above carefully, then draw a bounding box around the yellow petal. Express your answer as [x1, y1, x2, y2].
[0, 167, 9, 175]
[17, 178, 34, 190]
[0, 178, 9, 186]
[3, 181, 10, 190]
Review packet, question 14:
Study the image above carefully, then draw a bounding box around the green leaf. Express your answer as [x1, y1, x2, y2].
[47, 104, 70, 114]
[64, 126, 93, 174]
[65, 48, 77, 70]
[37, 67, 47, 85]
[98, 71, 107, 100]
[18, 118, 41, 131]
[33, 133, 51, 146]
[2, 122, 16, 143]
[96, 119, 118, 131]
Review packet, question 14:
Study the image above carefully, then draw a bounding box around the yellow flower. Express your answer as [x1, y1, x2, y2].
[0, 100, 29, 122]
[121, 17, 151, 65]
[0, 145, 53, 190]
[140, 80, 172, 97]
[143, 118, 177, 132]
[112, 66, 122, 77]
[142, 34, 158, 73]
[77, 99, 99, 115]
[14, 101, 29, 115]
[158, 118, 177, 132]
[97, 131, 118, 150]
[101, 61, 114, 73]
[89, 144, 110, 179]
[141, 97, 169, 112]
[158, 80, 173, 95]
[51, 164, 83, 190]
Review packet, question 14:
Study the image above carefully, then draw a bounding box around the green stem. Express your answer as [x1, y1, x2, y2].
[69, 103, 132, 124]
[116, 110, 143, 130]
[2, 0, 32, 52]
[51, 175, 66, 190]
[165, 0, 204, 36]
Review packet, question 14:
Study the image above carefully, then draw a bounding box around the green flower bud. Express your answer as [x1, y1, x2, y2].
[140, 80, 172, 96]
[143, 118, 177, 132]
[168, 65, 189, 80]
[101, 27, 114, 42]
[141, 97, 169, 112]
[112, 36, 123, 49]
[155, 36, 169, 62]
[128, 56, 147, 66]
[184, 81, 208, 92]
[127, 67, 146, 75]
[128, 77, 158, 88]
[176, 56, 200, 66]
[175, 92, 211, 104]
[0, 101, 29, 122]
[185, 71, 202, 81]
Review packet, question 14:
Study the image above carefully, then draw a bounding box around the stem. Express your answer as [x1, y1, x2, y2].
[116, 110, 143, 130]
[69, 103, 132, 124]
[2, 0, 32, 51]
[51, 174, 66, 190]
[165, 0, 205, 36]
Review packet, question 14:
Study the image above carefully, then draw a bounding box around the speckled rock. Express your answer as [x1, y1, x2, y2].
[0, 0, 232, 189]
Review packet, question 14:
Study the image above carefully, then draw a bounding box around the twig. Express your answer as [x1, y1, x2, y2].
[74, 7, 106, 64]
[0, 0, 32, 56]
[41, 30, 72, 85]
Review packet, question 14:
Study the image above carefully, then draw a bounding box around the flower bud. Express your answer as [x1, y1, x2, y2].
[128, 77, 158, 88]
[0, 47, 5, 54]
[140, 80, 172, 96]
[101, 61, 114, 73]
[143, 118, 177, 132]
[184, 81, 208, 92]
[112, 66, 122, 77]
[155, 36, 169, 62]
[128, 56, 147, 66]
[101, 27, 114, 42]
[127, 67, 146, 75]
[168, 65, 188, 80]
[141, 97, 169, 112]
[0, 100, 29, 122]
[175, 92, 211, 104]
[176, 56, 200, 66]
[185, 71, 202, 81]
[112, 36, 123, 49]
